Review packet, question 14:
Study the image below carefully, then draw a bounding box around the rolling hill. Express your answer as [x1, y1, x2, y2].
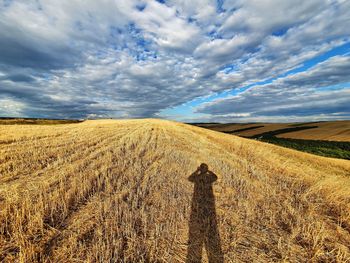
[194, 121, 350, 160]
[195, 121, 350, 142]
[0, 120, 350, 262]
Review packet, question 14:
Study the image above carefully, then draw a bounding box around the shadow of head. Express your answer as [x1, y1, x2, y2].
[199, 163, 208, 173]
[188, 163, 217, 185]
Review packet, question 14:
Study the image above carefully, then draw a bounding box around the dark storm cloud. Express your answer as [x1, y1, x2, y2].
[0, 74, 35, 83]
[0, 35, 75, 70]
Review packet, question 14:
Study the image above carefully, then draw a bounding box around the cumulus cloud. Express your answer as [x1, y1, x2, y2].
[0, 0, 349, 120]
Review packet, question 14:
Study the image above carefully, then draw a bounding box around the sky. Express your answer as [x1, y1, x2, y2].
[0, 0, 349, 122]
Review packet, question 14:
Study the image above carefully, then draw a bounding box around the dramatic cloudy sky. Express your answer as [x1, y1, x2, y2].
[0, 0, 349, 122]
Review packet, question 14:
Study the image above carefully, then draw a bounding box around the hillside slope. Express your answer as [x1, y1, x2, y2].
[278, 121, 350, 141]
[195, 121, 350, 142]
[0, 120, 350, 262]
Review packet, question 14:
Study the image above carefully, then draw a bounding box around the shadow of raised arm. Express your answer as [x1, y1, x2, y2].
[207, 171, 217, 183]
[188, 168, 201, 182]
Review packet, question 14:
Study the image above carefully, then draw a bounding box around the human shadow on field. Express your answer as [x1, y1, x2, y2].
[186, 163, 224, 263]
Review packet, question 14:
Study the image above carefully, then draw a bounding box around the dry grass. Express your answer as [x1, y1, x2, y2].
[0, 119, 350, 262]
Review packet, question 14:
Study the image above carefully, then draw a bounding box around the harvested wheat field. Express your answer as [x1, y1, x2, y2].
[278, 121, 350, 142]
[197, 121, 350, 142]
[0, 119, 350, 262]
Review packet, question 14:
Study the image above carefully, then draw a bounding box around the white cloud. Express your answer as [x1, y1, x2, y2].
[0, 97, 26, 117]
[0, 0, 349, 120]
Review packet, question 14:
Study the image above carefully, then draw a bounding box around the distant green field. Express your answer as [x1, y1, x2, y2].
[250, 126, 350, 160]
[258, 137, 350, 160]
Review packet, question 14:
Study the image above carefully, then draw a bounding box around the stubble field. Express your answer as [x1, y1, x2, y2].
[0, 119, 350, 262]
